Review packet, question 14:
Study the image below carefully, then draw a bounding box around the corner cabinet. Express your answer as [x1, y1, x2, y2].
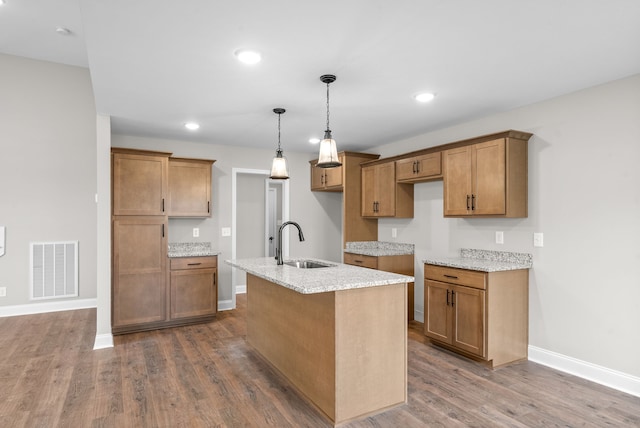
[424, 264, 529, 367]
[168, 158, 215, 217]
[361, 161, 413, 218]
[443, 134, 529, 217]
[310, 151, 381, 246]
[310, 157, 343, 191]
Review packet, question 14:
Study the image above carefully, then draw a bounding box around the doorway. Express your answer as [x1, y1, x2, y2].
[231, 168, 289, 309]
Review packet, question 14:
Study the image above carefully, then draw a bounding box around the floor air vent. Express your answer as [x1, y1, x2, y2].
[30, 241, 78, 300]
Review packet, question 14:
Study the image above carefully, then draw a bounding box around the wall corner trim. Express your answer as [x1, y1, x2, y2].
[528, 345, 640, 398]
[93, 333, 114, 350]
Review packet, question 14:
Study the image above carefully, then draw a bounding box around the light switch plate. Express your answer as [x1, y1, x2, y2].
[533, 232, 544, 247]
[495, 231, 504, 244]
[0, 226, 5, 257]
[221, 227, 231, 237]
[391, 228, 397, 238]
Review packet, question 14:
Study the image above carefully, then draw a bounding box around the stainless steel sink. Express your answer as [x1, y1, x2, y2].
[284, 260, 333, 269]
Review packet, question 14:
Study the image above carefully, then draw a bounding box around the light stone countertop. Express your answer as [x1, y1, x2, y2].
[226, 257, 415, 294]
[423, 248, 532, 272]
[168, 242, 220, 258]
[344, 241, 414, 256]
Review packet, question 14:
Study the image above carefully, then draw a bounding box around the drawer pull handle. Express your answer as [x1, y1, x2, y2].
[187, 262, 202, 266]
[354, 260, 363, 263]
[444, 274, 458, 279]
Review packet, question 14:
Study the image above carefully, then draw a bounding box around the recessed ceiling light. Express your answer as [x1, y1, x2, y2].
[0, 1, 6, 6]
[309, 138, 320, 144]
[414, 92, 435, 103]
[55, 27, 72, 36]
[234, 49, 261, 65]
[184, 122, 200, 131]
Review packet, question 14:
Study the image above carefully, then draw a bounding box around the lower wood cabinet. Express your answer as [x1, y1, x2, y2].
[169, 256, 218, 319]
[424, 264, 528, 367]
[112, 216, 167, 331]
[344, 252, 415, 321]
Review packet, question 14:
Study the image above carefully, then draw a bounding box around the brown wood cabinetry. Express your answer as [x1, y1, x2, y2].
[361, 161, 413, 218]
[310, 152, 380, 246]
[112, 148, 218, 334]
[396, 152, 442, 183]
[310, 157, 343, 191]
[112, 149, 170, 216]
[112, 216, 167, 331]
[168, 158, 215, 217]
[344, 252, 415, 321]
[424, 264, 529, 367]
[443, 137, 528, 217]
[169, 256, 217, 320]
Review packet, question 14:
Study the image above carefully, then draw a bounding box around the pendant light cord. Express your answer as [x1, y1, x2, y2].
[325, 81, 331, 131]
[277, 112, 282, 151]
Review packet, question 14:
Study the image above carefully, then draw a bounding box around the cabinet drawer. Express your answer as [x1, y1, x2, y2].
[343, 253, 378, 269]
[170, 256, 217, 270]
[424, 264, 486, 290]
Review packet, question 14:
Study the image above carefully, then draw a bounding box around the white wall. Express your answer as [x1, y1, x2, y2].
[111, 135, 343, 303]
[0, 54, 97, 308]
[371, 73, 640, 378]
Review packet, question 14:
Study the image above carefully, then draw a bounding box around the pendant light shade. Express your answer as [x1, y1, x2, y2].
[317, 74, 342, 168]
[270, 108, 289, 180]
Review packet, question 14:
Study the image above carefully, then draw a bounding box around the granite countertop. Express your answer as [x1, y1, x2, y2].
[168, 242, 220, 258]
[423, 248, 532, 272]
[226, 257, 415, 294]
[344, 241, 414, 256]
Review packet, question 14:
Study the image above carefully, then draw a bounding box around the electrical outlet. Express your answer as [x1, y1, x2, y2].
[533, 232, 544, 247]
[495, 231, 504, 244]
[0, 287, 6, 297]
[193, 228, 200, 238]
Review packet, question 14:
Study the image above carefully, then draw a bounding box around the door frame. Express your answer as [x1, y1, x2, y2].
[231, 168, 289, 309]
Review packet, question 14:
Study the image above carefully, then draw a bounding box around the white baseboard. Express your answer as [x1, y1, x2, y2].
[218, 299, 233, 311]
[236, 285, 246, 294]
[0, 298, 97, 317]
[528, 345, 640, 398]
[414, 309, 424, 323]
[93, 333, 114, 350]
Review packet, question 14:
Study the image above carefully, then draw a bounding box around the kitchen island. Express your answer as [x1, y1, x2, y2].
[226, 257, 414, 425]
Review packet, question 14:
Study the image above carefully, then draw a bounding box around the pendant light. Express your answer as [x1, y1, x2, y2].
[269, 108, 289, 180]
[317, 74, 342, 168]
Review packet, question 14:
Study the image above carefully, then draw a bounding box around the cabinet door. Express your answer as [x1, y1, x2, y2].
[395, 157, 419, 182]
[112, 217, 167, 328]
[361, 165, 377, 216]
[443, 146, 472, 216]
[451, 284, 485, 357]
[113, 153, 167, 216]
[376, 162, 396, 216]
[323, 163, 343, 188]
[424, 280, 452, 344]
[310, 162, 325, 190]
[170, 268, 217, 319]
[472, 139, 506, 215]
[396, 152, 442, 182]
[168, 159, 212, 217]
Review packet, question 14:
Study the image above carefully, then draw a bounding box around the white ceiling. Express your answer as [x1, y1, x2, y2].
[2, 0, 640, 154]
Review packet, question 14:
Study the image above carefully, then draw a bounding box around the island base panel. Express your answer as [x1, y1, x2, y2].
[246, 274, 407, 424]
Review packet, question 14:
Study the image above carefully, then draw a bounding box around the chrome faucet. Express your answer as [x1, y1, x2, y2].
[275, 221, 305, 265]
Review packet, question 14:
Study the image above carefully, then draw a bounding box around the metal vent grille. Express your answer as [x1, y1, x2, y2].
[30, 241, 78, 300]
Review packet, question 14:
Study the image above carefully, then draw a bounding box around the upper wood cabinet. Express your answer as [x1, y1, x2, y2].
[112, 148, 171, 216]
[168, 158, 215, 217]
[443, 137, 528, 217]
[310, 156, 344, 191]
[396, 152, 442, 183]
[361, 161, 413, 218]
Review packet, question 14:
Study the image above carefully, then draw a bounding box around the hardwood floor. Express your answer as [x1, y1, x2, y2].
[0, 294, 638, 427]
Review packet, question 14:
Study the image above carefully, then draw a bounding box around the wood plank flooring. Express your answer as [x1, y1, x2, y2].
[0, 294, 638, 427]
